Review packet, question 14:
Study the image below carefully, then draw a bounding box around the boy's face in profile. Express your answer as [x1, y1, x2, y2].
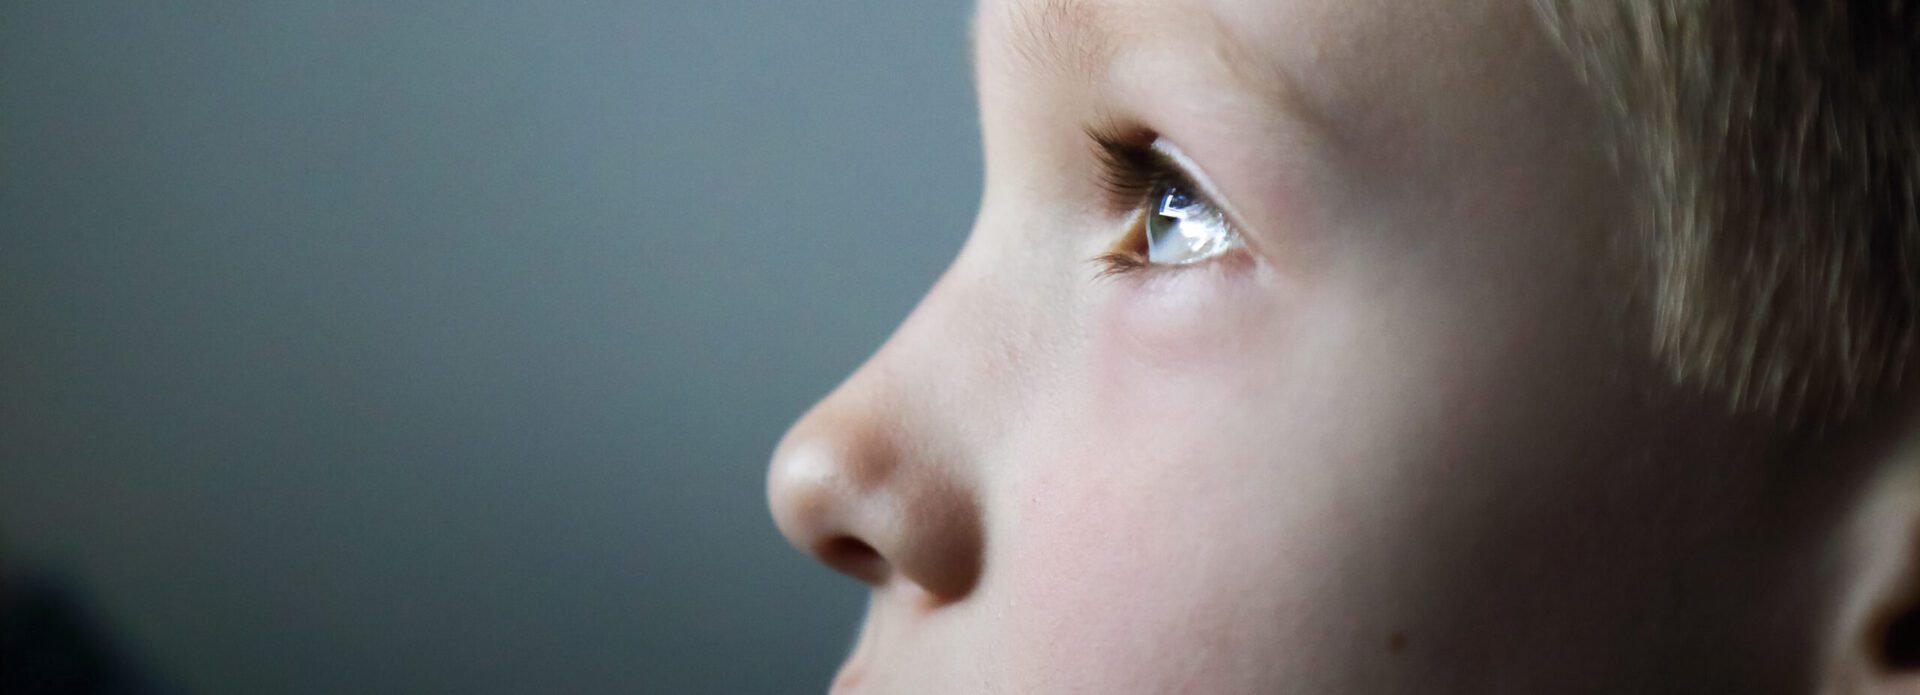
[771, 0, 1845, 692]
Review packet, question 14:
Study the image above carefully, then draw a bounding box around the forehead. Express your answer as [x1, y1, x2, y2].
[970, 0, 1563, 162]
[971, 0, 1343, 153]
[969, 0, 1422, 137]
[974, 0, 1264, 82]
[975, 0, 1522, 59]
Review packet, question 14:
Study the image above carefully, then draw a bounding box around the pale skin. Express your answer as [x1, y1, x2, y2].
[767, 0, 1920, 692]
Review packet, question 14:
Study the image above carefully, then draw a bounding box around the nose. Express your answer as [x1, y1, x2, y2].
[767, 372, 984, 601]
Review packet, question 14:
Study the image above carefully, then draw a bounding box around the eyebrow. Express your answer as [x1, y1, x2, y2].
[975, 0, 1338, 146]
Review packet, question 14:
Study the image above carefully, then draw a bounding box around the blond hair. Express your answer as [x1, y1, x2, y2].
[1532, 1, 1920, 427]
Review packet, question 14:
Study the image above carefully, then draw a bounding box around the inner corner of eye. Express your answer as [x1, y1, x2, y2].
[1111, 212, 1149, 255]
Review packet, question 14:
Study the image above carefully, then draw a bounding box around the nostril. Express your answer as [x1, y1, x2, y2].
[817, 536, 890, 586]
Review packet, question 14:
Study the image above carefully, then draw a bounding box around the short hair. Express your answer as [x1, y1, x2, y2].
[1530, 0, 1920, 428]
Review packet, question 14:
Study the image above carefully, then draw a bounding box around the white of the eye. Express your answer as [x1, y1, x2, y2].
[1146, 185, 1240, 264]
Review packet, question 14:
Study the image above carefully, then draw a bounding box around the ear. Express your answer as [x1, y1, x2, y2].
[1826, 461, 1920, 695]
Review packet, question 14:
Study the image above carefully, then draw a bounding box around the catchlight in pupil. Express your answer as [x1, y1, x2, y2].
[1145, 181, 1239, 265]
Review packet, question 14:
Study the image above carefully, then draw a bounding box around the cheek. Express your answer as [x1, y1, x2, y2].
[998, 436, 1288, 692]
[987, 263, 1319, 690]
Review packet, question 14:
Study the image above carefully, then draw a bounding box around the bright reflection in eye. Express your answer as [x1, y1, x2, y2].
[1145, 181, 1241, 265]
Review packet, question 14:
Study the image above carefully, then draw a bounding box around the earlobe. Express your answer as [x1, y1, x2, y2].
[1850, 582, 1920, 694]
[1876, 600, 1920, 674]
[1826, 460, 1920, 694]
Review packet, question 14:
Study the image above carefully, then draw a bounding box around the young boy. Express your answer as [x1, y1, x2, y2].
[767, 0, 1919, 692]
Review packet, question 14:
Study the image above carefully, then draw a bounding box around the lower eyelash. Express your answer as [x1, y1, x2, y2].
[1094, 249, 1150, 278]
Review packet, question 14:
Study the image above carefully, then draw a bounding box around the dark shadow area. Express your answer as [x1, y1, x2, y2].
[1, 566, 181, 695]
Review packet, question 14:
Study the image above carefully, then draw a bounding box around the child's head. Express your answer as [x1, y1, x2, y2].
[768, 0, 1920, 692]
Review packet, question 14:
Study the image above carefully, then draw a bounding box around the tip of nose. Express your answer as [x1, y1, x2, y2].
[767, 433, 851, 536]
[767, 442, 900, 589]
[765, 407, 983, 602]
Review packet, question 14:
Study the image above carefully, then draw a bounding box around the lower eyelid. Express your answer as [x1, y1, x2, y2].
[1091, 248, 1276, 373]
[1095, 243, 1257, 284]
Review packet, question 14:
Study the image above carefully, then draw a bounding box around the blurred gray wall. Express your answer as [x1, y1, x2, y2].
[0, 1, 979, 692]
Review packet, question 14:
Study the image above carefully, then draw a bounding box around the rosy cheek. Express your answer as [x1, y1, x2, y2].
[992, 257, 1295, 687]
[1001, 427, 1229, 691]
[998, 454, 1180, 685]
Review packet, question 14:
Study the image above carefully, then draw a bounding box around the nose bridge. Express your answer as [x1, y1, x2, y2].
[767, 272, 987, 600]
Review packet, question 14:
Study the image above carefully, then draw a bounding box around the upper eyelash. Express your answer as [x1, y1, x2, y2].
[1088, 128, 1157, 208]
[1087, 127, 1224, 277]
[1087, 127, 1201, 212]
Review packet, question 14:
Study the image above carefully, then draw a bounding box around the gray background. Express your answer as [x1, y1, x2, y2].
[0, 1, 978, 692]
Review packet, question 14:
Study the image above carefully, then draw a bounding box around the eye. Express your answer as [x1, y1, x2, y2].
[1144, 180, 1240, 265]
[1089, 131, 1245, 273]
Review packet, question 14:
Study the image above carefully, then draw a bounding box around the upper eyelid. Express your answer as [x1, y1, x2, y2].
[1143, 140, 1245, 230]
[1087, 130, 1220, 220]
[1087, 128, 1255, 240]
